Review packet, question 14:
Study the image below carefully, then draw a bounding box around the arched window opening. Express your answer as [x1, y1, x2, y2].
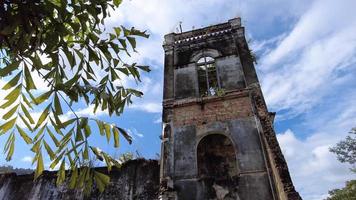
[197, 57, 220, 96]
[197, 134, 238, 179]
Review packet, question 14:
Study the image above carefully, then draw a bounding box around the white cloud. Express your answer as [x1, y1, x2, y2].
[129, 102, 161, 113]
[277, 91, 356, 199]
[21, 156, 33, 163]
[153, 116, 162, 124]
[127, 128, 144, 139]
[258, 0, 356, 117]
[73, 104, 108, 117]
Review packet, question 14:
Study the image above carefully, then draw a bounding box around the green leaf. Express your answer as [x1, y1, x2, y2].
[104, 123, 111, 143]
[84, 124, 91, 138]
[93, 171, 110, 193]
[22, 94, 33, 109]
[30, 54, 43, 69]
[0, 61, 20, 77]
[50, 151, 65, 169]
[126, 37, 136, 50]
[31, 137, 43, 153]
[24, 65, 36, 90]
[88, 47, 99, 62]
[90, 146, 103, 161]
[96, 120, 105, 136]
[117, 127, 132, 144]
[83, 144, 89, 160]
[0, 117, 17, 133]
[34, 151, 44, 179]
[61, 118, 76, 128]
[69, 168, 78, 189]
[19, 114, 33, 131]
[43, 140, 55, 160]
[34, 104, 51, 130]
[21, 104, 35, 124]
[113, 127, 120, 148]
[113, 0, 122, 7]
[2, 105, 19, 120]
[2, 71, 22, 90]
[136, 65, 151, 72]
[16, 125, 32, 144]
[113, 27, 121, 36]
[33, 125, 45, 142]
[56, 159, 66, 186]
[54, 93, 63, 115]
[5, 132, 15, 161]
[63, 48, 76, 67]
[4, 84, 21, 101]
[47, 127, 60, 147]
[75, 128, 84, 142]
[33, 91, 52, 105]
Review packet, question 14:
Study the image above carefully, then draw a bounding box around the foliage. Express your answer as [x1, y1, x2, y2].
[0, 165, 33, 175]
[327, 128, 356, 199]
[0, 0, 150, 194]
[330, 128, 356, 171]
[117, 152, 134, 164]
[326, 180, 356, 200]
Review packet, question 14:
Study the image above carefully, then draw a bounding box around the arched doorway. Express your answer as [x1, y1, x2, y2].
[197, 134, 238, 179]
[197, 134, 240, 199]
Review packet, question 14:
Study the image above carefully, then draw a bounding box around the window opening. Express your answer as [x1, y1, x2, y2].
[197, 56, 220, 96]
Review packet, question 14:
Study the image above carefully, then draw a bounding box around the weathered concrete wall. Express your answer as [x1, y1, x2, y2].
[216, 55, 245, 90]
[160, 93, 274, 199]
[0, 159, 159, 200]
[174, 64, 198, 99]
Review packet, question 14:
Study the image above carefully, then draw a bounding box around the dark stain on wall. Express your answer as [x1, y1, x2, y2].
[0, 159, 159, 200]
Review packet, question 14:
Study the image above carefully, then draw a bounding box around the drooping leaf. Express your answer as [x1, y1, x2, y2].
[4, 84, 21, 101]
[50, 151, 65, 169]
[117, 127, 132, 144]
[5, 132, 15, 161]
[0, 61, 20, 77]
[34, 151, 44, 179]
[34, 104, 51, 130]
[24, 65, 37, 90]
[56, 159, 66, 185]
[16, 125, 32, 144]
[113, 127, 120, 148]
[69, 168, 78, 189]
[126, 37, 136, 50]
[90, 146, 103, 161]
[0, 117, 17, 133]
[83, 144, 89, 160]
[113, 0, 122, 7]
[96, 120, 105, 136]
[21, 104, 35, 124]
[2, 105, 19, 120]
[47, 127, 60, 147]
[43, 140, 55, 160]
[2, 71, 22, 90]
[104, 123, 111, 143]
[31, 137, 43, 153]
[54, 93, 63, 115]
[93, 171, 110, 193]
[33, 91, 52, 105]
[19, 114, 33, 131]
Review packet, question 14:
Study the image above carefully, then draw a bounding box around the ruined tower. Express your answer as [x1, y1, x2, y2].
[159, 18, 301, 200]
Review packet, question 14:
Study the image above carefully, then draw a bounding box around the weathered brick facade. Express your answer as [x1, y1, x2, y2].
[159, 18, 301, 200]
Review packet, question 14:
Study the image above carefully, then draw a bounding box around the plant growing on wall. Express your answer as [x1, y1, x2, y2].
[0, 0, 149, 194]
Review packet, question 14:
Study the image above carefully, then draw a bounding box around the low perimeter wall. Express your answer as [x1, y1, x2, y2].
[0, 159, 159, 200]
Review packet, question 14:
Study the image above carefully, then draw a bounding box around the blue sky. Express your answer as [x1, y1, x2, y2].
[1, 0, 356, 199]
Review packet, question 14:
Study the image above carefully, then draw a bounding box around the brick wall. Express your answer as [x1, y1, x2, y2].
[173, 95, 253, 127]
